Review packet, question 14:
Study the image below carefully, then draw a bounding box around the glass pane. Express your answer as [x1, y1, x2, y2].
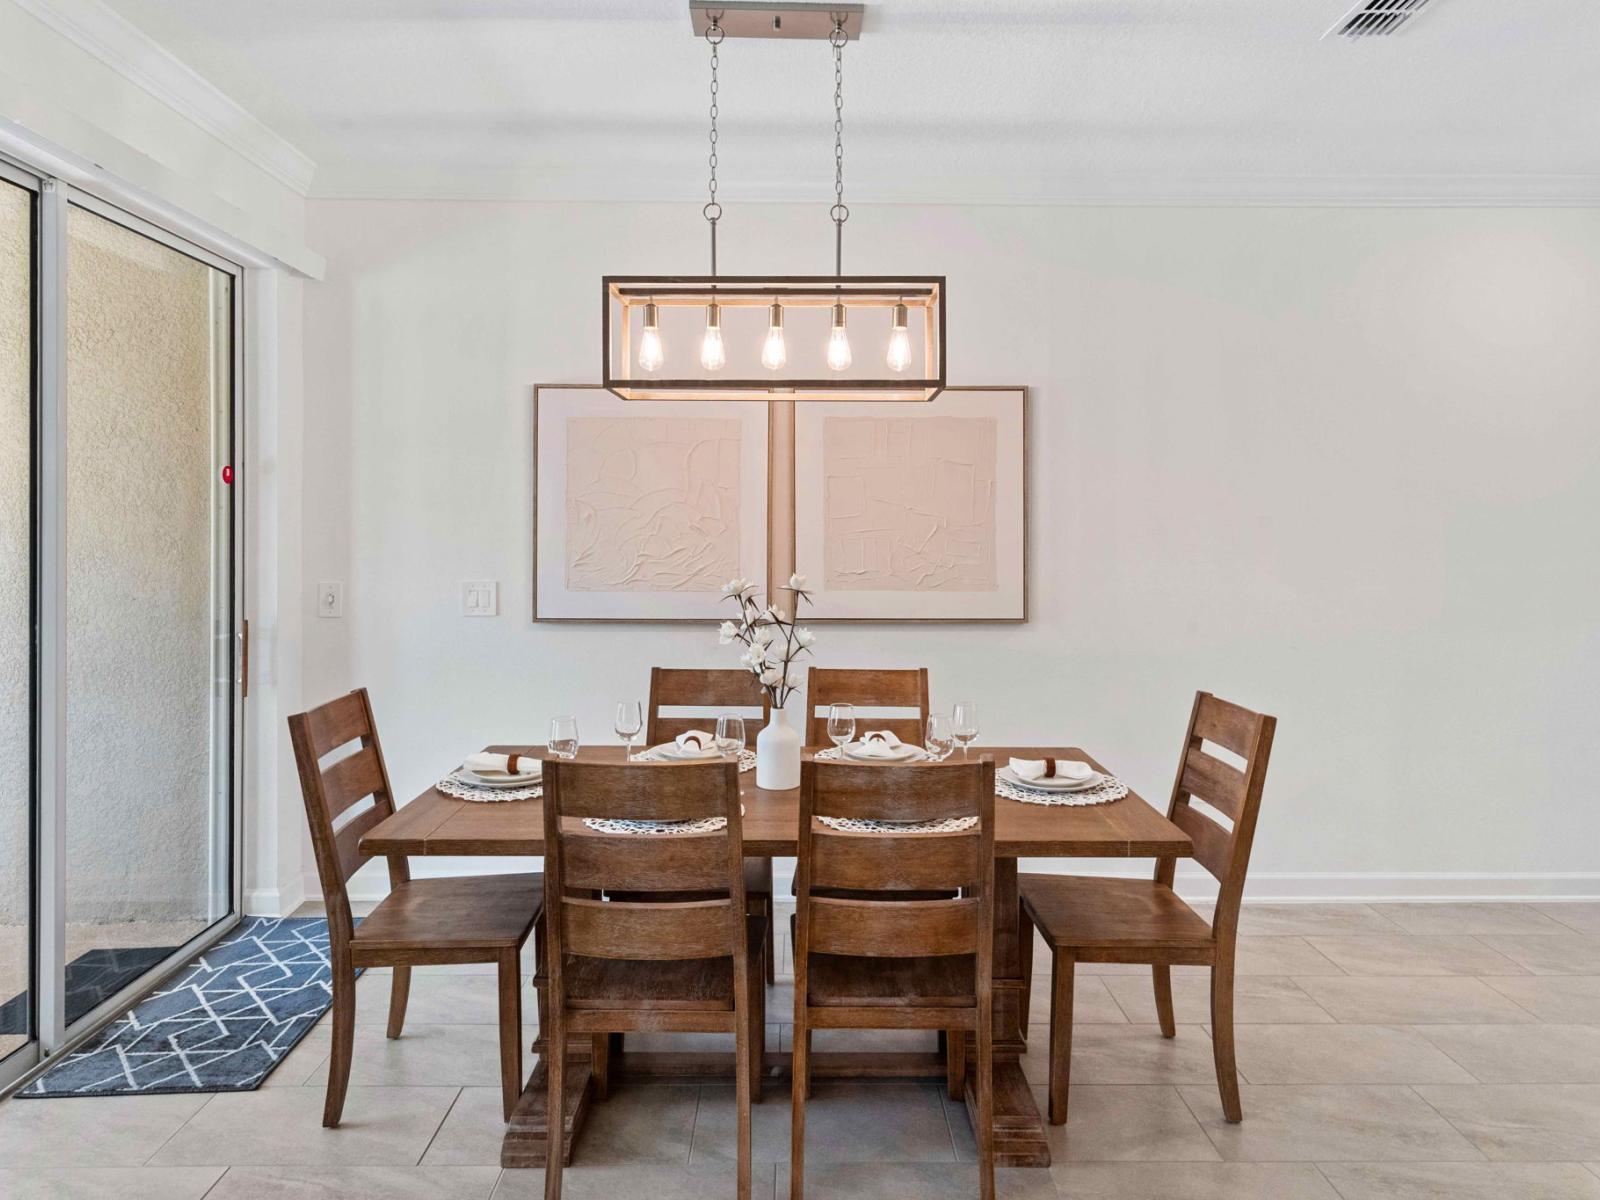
[62, 205, 233, 1026]
[0, 181, 32, 1060]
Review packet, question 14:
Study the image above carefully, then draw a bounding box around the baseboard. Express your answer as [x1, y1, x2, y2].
[243, 877, 307, 917]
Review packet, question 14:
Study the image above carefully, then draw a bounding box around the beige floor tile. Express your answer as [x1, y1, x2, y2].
[305, 1024, 514, 1089]
[1371, 903, 1571, 935]
[1305, 935, 1526, 977]
[1036, 1084, 1220, 1162]
[774, 1162, 1054, 1199]
[0, 1093, 212, 1167]
[1296, 976, 1537, 1024]
[1234, 905, 1404, 937]
[694, 1080, 953, 1164]
[148, 1085, 459, 1167]
[1050, 1161, 1341, 1198]
[1106, 974, 1333, 1025]
[0, 1167, 225, 1199]
[568, 1083, 701, 1167]
[1231, 1024, 1475, 1085]
[1187, 937, 1346, 977]
[1019, 976, 1130, 1025]
[1483, 976, 1600, 1023]
[1415, 1024, 1600, 1083]
[1316, 1161, 1600, 1199]
[497, 1163, 778, 1200]
[261, 1026, 331, 1087]
[1478, 934, 1600, 976]
[208, 1164, 500, 1198]
[1178, 1084, 1482, 1161]
[1416, 1084, 1600, 1160]
[1538, 904, 1600, 936]
[353, 972, 530, 1026]
[1019, 1024, 1219, 1086]
[418, 1087, 509, 1167]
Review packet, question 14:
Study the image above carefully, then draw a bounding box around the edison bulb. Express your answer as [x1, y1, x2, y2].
[638, 301, 664, 372]
[886, 302, 912, 372]
[826, 303, 852, 372]
[700, 303, 726, 371]
[761, 302, 787, 369]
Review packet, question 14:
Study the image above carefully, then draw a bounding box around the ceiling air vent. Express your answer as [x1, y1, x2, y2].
[1325, 0, 1434, 38]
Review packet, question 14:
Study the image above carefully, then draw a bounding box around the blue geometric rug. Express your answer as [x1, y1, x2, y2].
[18, 916, 356, 1098]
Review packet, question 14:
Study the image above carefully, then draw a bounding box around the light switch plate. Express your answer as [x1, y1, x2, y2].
[317, 580, 343, 618]
[462, 580, 499, 616]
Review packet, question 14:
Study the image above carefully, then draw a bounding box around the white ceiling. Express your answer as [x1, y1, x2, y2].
[96, 0, 1600, 203]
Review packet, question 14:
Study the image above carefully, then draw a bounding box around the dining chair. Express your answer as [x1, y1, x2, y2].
[805, 666, 930, 747]
[1017, 691, 1277, 1124]
[647, 667, 776, 983]
[541, 756, 765, 1200]
[791, 756, 996, 1200]
[287, 688, 545, 1126]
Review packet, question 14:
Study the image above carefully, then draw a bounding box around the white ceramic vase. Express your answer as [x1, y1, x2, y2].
[756, 706, 801, 790]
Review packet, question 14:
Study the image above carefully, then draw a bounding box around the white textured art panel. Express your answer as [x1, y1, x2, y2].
[565, 416, 741, 592]
[822, 415, 998, 592]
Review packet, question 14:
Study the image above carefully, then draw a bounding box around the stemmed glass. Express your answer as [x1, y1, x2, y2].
[925, 713, 955, 761]
[715, 714, 746, 757]
[548, 715, 580, 760]
[614, 701, 643, 761]
[826, 703, 856, 753]
[952, 700, 980, 757]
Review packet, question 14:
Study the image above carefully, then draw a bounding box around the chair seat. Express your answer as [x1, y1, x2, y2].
[352, 872, 543, 953]
[564, 916, 766, 1011]
[808, 952, 976, 1007]
[1020, 875, 1214, 955]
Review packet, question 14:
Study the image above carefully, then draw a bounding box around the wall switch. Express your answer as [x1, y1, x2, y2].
[462, 580, 499, 616]
[317, 580, 343, 618]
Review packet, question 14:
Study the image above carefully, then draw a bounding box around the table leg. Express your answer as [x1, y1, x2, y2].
[501, 1034, 593, 1169]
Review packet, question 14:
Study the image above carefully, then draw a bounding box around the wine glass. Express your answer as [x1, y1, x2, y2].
[548, 715, 580, 760]
[715, 714, 746, 757]
[925, 713, 955, 761]
[826, 702, 856, 752]
[614, 701, 642, 761]
[951, 700, 980, 757]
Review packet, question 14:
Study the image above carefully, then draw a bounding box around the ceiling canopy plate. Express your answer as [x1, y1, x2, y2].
[689, 1, 864, 41]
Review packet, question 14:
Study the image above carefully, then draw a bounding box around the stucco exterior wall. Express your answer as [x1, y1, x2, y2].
[0, 182, 29, 929]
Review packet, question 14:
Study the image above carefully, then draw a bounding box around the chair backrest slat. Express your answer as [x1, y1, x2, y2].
[810, 830, 981, 893]
[300, 691, 369, 759]
[808, 760, 974, 823]
[806, 667, 929, 747]
[333, 803, 389, 882]
[562, 831, 731, 893]
[648, 667, 771, 749]
[808, 896, 980, 958]
[320, 745, 387, 820]
[546, 760, 737, 822]
[561, 897, 736, 960]
[1157, 691, 1277, 945]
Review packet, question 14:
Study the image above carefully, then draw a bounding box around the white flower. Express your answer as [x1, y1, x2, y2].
[788, 572, 807, 591]
[718, 620, 738, 645]
[784, 661, 805, 687]
[766, 605, 787, 623]
[759, 665, 783, 686]
[794, 627, 815, 648]
[721, 577, 756, 598]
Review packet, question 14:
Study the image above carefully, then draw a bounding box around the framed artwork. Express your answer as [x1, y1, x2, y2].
[534, 385, 769, 621]
[792, 386, 1027, 622]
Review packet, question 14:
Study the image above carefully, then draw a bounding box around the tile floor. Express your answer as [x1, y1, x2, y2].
[0, 901, 1598, 1198]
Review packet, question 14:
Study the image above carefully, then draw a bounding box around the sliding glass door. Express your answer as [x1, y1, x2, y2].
[0, 158, 242, 1088]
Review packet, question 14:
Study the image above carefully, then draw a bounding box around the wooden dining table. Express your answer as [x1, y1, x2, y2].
[361, 744, 1193, 1170]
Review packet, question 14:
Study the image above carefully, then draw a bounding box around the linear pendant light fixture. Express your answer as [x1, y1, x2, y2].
[603, 2, 946, 402]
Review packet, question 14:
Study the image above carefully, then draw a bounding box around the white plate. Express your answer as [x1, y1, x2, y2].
[842, 742, 926, 762]
[648, 742, 726, 761]
[458, 768, 541, 789]
[999, 766, 1101, 792]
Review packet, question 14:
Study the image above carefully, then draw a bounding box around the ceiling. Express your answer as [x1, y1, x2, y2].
[97, 0, 1600, 203]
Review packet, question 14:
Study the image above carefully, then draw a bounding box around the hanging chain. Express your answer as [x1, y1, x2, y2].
[704, 17, 724, 276]
[829, 19, 849, 276]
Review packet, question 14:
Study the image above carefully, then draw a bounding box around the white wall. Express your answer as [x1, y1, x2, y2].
[289, 199, 1600, 905]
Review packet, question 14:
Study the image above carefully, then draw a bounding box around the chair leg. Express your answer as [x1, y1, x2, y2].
[790, 1011, 807, 1200]
[1017, 902, 1034, 1032]
[386, 964, 411, 1039]
[976, 1013, 995, 1200]
[545, 1008, 567, 1200]
[1047, 954, 1075, 1125]
[498, 950, 524, 1123]
[1152, 964, 1176, 1039]
[765, 897, 777, 987]
[591, 1033, 611, 1102]
[1211, 958, 1242, 1122]
[323, 961, 356, 1128]
[946, 1029, 966, 1101]
[750, 938, 766, 1103]
[735, 996, 753, 1200]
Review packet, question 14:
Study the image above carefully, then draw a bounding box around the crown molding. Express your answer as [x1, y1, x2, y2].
[12, 0, 316, 195]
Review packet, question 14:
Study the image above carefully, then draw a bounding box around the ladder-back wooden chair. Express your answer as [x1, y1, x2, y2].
[288, 688, 545, 1125]
[647, 667, 776, 982]
[1018, 691, 1276, 1124]
[791, 757, 996, 1200]
[805, 667, 930, 747]
[541, 757, 765, 1200]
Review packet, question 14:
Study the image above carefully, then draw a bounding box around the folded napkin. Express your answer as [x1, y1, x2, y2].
[673, 730, 720, 757]
[1009, 757, 1093, 783]
[850, 730, 905, 759]
[464, 751, 539, 777]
